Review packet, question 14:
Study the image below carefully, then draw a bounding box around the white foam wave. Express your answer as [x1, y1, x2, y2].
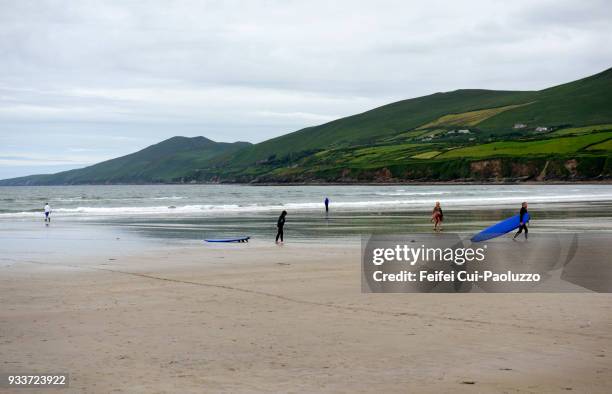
[2, 193, 612, 218]
[374, 191, 451, 196]
[54, 196, 185, 202]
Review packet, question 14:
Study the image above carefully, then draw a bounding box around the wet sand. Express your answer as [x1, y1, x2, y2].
[1, 241, 612, 393]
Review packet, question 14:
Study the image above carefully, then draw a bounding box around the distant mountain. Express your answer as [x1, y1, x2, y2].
[2, 68, 611, 185]
[0, 137, 250, 185]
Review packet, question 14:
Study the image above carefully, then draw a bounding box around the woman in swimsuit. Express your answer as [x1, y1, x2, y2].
[431, 201, 443, 232]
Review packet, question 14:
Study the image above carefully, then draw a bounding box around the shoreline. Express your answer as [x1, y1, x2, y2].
[2, 179, 612, 187]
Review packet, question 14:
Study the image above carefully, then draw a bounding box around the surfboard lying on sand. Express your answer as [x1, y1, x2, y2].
[471, 213, 530, 242]
[204, 236, 250, 243]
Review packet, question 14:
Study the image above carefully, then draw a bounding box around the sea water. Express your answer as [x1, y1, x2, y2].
[1, 184, 612, 245]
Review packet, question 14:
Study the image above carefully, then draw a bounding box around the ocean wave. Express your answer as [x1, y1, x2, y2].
[374, 191, 451, 196]
[2, 193, 612, 218]
[53, 195, 186, 202]
[151, 196, 186, 200]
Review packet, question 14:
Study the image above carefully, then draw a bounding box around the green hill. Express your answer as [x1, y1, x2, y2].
[478, 67, 612, 132]
[0, 137, 250, 185]
[225, 89, 536, 167]
[223, 68, 612, 170]
[1, 67, 611, 185]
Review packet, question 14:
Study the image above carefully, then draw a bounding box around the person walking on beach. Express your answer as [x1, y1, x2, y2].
[431, 201, 443, 232]
[513, 202, 529, 240]
[275, 210, 287, 244]
[44, 202, 52, 223]
[324, 197, 330, 213]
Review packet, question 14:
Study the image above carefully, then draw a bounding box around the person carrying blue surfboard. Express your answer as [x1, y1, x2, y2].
[513, 202, 529, 240]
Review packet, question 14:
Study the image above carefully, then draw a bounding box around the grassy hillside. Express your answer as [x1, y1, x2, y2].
[416, 102, 533, 129]
[256, 130, 610, 174]
[226, 89, 536, 167]
[438, 132, 612, 159]
[221, 68, 612, 170]
[1, 67, 611, 185]
[0, 137, 250, 185]
[478, 68, 612, 132]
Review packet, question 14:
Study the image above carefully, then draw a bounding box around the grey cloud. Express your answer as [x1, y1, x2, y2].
[0, 0, 610, 178]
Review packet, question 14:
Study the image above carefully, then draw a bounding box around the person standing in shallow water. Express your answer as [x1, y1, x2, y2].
[276, 210, 287, 244]
[324, 197, 330, 213]
[431, 201, 443, 232]
[513, 202, 529, 240]
[44, 202, 52, 223]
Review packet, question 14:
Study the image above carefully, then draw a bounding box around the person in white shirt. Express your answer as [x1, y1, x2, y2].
[44, 203, 51, 222]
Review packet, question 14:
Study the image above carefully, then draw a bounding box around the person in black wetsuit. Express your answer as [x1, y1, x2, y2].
[513, 202, 528, 240]
[324, 197, 330, 213]
[276, 210, 287, 244]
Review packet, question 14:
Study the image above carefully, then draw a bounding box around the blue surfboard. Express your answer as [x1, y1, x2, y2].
[205, 236, 250, 243]
[471, 213, 530, 242]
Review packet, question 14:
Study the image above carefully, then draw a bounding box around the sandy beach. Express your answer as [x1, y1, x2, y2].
[1, 0, 611, 391]
[2, 241, 611, 393]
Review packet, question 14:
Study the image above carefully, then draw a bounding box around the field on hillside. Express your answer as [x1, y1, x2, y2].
[300, 131, 612, 170]
[437, 132, 612, 159]
[587, 139, 612, 151]
[549, 124, 612, 136]
[417, 103, 532, 129]
[306, 144, 429, 168]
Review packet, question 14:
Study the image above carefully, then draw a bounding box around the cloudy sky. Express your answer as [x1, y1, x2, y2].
[1, 0, 611, 178]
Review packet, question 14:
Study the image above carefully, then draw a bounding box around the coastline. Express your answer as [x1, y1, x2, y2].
[2, 184, 612, 392]
[2, 179, 612, 187]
